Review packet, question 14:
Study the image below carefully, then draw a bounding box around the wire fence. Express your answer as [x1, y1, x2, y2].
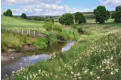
[1, 28, 45, 37]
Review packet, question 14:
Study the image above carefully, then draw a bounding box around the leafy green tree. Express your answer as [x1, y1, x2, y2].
[4, 9, 13, 16]
[3, 12, 7, 16]
[45, 18, 54, 24]
[94, 6, 110, 24]
[112, 6, 121, 23]
[74, 12, 86, 24]
[59, 13, 74, 25]
[21, 13, 27, 19]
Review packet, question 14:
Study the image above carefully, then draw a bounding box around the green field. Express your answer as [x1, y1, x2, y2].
[2, 15, 121, 80]
[1, 16, 78, 51]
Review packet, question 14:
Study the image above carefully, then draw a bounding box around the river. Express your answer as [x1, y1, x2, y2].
[1, 41, 75, 80]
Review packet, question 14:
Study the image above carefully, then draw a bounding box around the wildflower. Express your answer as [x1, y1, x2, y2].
[101, 69, 104, 72]
[110, 71, 115, 75]
[84, 69, 88, 74]
[110, 56, 113, 60]
[115, 69, 119, 72]
[74, 63, 77, 66]
[97, 76, 100, 79]
[78, 77, 82, 79]
[77, 72, 80, 76]
[71, 71, 74, 75]
[90, 71, 94, 76]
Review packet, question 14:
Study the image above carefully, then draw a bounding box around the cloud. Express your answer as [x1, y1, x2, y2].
[2, 0, 90, 16]
[99, 0, 121, 6]
[2, 0, 61, 5]
[11, 4, 90, 16]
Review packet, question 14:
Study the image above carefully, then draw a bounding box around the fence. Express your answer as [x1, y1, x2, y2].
[1, 28, 45, 37]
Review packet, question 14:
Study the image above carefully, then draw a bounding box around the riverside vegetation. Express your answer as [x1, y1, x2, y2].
[2, 5, 121, 80]
[1, 16, 78, 52]
[12, 22, 121, 80]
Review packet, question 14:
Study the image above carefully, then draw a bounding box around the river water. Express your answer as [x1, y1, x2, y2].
[1, 41, 75, 80]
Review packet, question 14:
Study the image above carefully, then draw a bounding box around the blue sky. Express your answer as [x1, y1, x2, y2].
[2, 0, 121, 16]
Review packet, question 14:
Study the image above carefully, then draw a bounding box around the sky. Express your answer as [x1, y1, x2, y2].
[1, 0, 121, 16]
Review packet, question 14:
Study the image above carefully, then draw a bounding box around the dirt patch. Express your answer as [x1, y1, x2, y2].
[1, 52, 22, 66]
[21, 44, 37, 52]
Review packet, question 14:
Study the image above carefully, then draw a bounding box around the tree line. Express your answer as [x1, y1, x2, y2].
[59, 5, 121, 25]
[3, 9, 27, 19]
[3, 5, 121, 24]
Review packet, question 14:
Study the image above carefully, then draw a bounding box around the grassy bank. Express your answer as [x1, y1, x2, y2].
[1, 16, 79, 52]
[12, 23, 121, 80]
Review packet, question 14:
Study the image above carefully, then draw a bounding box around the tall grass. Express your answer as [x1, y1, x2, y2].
[1, 16, 79, 51]
[1, 31, 31, 51]
[12, 29, 121, 80]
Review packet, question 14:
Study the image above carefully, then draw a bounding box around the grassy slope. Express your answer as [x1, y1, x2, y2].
[13, 22, 121, 80]
[1, 16, 45, 31]
[1, 16, 78, 51]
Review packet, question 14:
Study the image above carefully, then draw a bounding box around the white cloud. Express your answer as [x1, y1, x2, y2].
[2, 0, 61, 5]
[2, 0, 90, 16]
[99, 0, 121, 6]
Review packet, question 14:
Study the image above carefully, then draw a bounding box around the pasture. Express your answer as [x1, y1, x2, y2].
[6, 17, 121, 80]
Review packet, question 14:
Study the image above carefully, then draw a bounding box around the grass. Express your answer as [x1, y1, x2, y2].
[11, 20, 121, 80]
[1, 16, 79, 51]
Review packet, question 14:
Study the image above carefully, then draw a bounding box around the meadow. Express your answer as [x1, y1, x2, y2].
[1, 16, 78, 51]
[2, 13, 121, 80]
[9, 18, 121, 80]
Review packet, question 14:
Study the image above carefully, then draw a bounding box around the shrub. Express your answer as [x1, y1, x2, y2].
[3, 12, 7, 16]
[94, 6, 110, 24]
[59, 13, 74, 25]
[45, 18, 54, 24]
[21, 13, 27, 19]
[43, 22, 54, 31]
[43, 22, 62, 32]
[77, 28, 84, 34]
[3, 9, 13, 16]
[31, 37, 48, 49]
[46, 33, 58, 46]
[112, 6, 121, 23]
[74, 12, 86, 24]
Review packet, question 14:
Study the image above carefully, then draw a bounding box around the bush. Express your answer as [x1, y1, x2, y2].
[94, 6, 110, 24]
[43, 22, 62, 32]
[43, 22, 54, 31]
[59, 13, 74, 25]
[3, 9, 13, 16]
[112, 6, 121, 23]
[45, 18, 54, 24]
[74, 12, 86, 24]
[31, 37, 48, 49]
[21, 13, 27, 19]
[77, 28, 84, 34]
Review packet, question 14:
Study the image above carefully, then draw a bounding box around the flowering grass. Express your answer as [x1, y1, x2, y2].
[12, 23, 121, 80]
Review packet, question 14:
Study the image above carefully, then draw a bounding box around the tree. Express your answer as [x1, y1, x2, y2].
[94, 6, 110, 24]
[3, 12, 7, 16]
[112, 6, 121, 23]
[21, 13, 27, 19]
[45, 18, 54, 24]
[59, 13, 74, 25]
[74, 12, 86, 24]
[4, 9, 13, 16]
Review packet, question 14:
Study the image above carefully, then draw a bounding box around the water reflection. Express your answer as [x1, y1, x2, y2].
[1, 41, 75, 80]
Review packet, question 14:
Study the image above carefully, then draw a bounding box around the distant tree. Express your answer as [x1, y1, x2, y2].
[112, 6, 121, 23]
[94, 6, 110, 24]
[21, 13, 27, 19]
[59, 13, 74, 25]
[3, 12, 7, 16]
[4, 9, 13, 16]
[74, 12, 86, 24]
[45, 18, 54, 24]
